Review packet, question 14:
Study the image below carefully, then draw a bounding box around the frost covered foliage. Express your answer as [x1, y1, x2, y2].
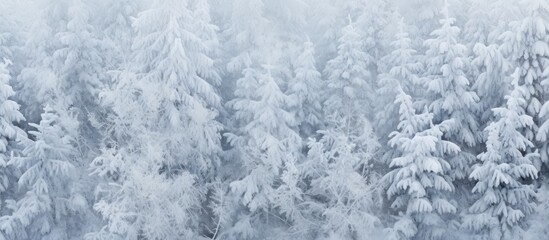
[463, 84, 538, 240]
[422, 5, 479, 180]
[299, 121, 381, 240]
[1, 0, 549, 239]
[384, 87, 459, 240]
[88, 0, 222, 238]
[224, 65, 302, 239]
[287, 39, 323, 137]
[376, 18, 422, 153]
[0, 60, 26, 219]
[1, 106, 86, 240]
[324, 18, 375, 119]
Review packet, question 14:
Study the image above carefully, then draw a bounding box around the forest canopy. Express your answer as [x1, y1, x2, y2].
[0, 0, 548, 239]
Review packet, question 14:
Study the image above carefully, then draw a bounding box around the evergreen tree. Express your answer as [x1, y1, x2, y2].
[324, 18, 373, 120]
[90, 0, 223, 238]
[305, 0, 359, 67]
[395, 0, 445, 49]
[461, 0, 519, 48]
[53, 0, 106, 156]
[55, 0, 104, 107]
[90, 157, 203, 240]
[225, 65, 301, 239]
[513, 2, 549, 237]
[500, 0, 548, 156]
[422, 4, 479, 180]
[191, 0, 221, 68]
[86, 69, 143, 240]
[376, 18, 423, 150]
[98, 0, 140, 67]
[462, 0, 511, 116]
[225, 0, 269, 74]
[462, 0, 492, 48]
[524, 183, 549, 239]
[16, 0, 69, 121]
[463, 84, 538, 240]
[299, 119, 380, 239]
[130, 0, 222, 178]
[288, 17, 382, 239]
[224, 0, 299, 104]
[95, 0, 141, 168]
[0, 4, 20, 67]
[355, 0, 391, 81]
[384, 86, 459, 240]
[16, 0, 106, 155]
[1, 106, 85, 240]
[471, 44, 511, 126]
[504, 0, 549, 168]
[287, 39, 323, 137]
[0, 60, 26, 225]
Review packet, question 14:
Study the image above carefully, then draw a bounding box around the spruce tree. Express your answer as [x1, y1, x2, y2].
[225, 65, 301, 239]
[225, 0, 269, 74]
[300, 120, 380, 239]
[1, 106, 84, 240]
[463, 84, 538, 240]
[16, 0, 69, 121]
[292, 17, 381, 240]
[0, 6, 19, 68]
[48, 0, 105, 112]
[90, 0, 223, 238]
[0, 59, 26, 209]
[130, 0, 222, 178]
[99, 0, 140, 68]
[376, 18, 423, 151]
[384, 86, 459, 240]
[422, 4, 479, 180]
[506, 0, 549, 167]
[287, 39, 323, 137]
[355, 0, 391, 81]
[471, 44, 511, 126]
[324, 18, 373, 120]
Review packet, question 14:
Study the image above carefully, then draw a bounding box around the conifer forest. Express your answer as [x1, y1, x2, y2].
[0, 0, 548, 239]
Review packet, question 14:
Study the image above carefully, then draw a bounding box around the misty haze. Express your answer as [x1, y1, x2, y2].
[0, 0, 547, 239]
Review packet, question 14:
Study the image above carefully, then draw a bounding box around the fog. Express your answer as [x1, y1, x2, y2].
[0, 0, 547, 239]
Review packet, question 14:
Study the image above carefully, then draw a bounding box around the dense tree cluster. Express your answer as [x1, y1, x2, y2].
[0, 0, 547, 239]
